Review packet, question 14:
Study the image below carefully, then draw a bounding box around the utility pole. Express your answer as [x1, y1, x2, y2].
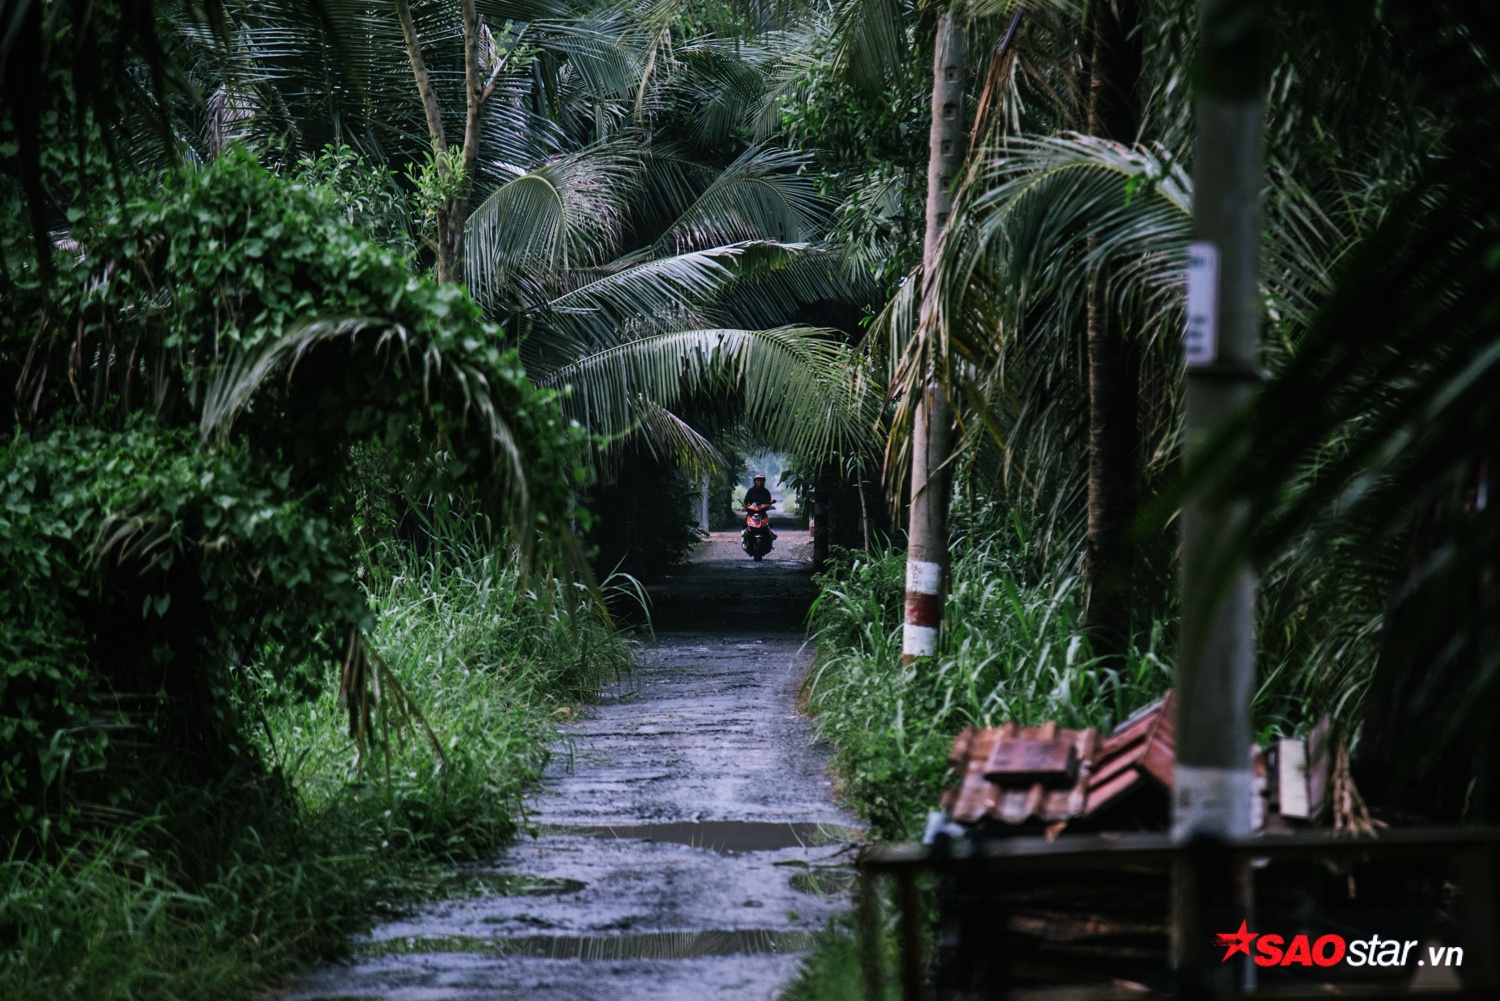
[1174, 0, 1267, 985]
[903, 11, 965, 663]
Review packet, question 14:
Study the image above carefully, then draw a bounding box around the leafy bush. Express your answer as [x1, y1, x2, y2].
[0, 424, 360, 841]
[0, 146, 608, 995]
[0, 149, 584, 843]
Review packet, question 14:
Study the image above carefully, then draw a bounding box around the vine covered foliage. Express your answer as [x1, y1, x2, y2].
[1, 150, 582, 845]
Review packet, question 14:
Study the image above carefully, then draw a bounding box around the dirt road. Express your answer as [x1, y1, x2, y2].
[285, 528, 859, 1001]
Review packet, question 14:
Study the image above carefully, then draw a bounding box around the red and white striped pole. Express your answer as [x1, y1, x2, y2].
[903, 551, 945, 660]
[902, 13, 964, 663]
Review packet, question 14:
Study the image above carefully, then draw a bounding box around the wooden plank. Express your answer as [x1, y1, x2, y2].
[1307, 715, 1331, 821]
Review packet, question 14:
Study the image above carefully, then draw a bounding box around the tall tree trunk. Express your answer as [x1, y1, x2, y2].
[903, 12, 965, 663]
[1082, 0, 1143, 666]
[813, 464, 833, 572]
[395, 0, 485, 284]
[446, 0, 484, 284]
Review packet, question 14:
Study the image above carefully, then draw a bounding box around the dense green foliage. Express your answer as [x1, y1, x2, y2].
[1, 150, 582, 842]
[4, 0, 1500, 998]
[0, 66, 613, 998]
[1, 425, 356, 837]
[804, 531, 1173, 840]
[1, 544, 628, 999]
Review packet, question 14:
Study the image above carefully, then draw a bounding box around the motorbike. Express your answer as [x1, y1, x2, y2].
[740, 502, 777, 561]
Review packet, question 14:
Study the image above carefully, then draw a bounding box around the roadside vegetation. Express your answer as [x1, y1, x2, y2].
[4, 0, 1498, 999]
[2, 543, 627, 1001]
[0, 125, 624, 1001]
[775, 0, 1499, 993]
[805, 532, 1173, 841]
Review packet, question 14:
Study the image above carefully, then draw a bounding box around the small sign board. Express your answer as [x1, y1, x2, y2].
[1184, 241, 1219, 366]
[1277, 738, 1310, 820]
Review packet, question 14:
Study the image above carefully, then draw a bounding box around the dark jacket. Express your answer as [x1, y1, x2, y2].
[744, 485, 773, 507]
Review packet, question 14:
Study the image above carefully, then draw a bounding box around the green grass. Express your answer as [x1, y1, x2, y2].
[779, 907, 901, 1001]
[270, 547, 630, 861]
[1, 547, 631, 1001]
[782, 539, 1172, 1001]
[801, 541, 1172, 841]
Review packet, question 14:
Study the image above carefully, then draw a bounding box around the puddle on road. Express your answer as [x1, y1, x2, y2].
[442, 873, 587, 897]
[360, 928, 819, 960]
[540, 820, 863, 854]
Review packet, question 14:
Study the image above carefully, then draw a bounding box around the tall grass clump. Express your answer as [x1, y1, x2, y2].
[1, 805, 374, 1001]
[269, 544, 632, 862]
[804, 538, 1173, 840]
[1, 545, 631, 1001]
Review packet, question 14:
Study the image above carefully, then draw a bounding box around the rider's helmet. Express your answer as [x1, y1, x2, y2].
[753, 473, 766, 482]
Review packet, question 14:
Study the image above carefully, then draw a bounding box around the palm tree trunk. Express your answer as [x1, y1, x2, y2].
[813, 465, 833, 572]
[1082, 0, 1142, 666]
[395, 0, 484, 284]
[903, 11, 965, 663]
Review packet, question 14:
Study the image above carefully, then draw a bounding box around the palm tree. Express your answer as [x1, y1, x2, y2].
[166, 0, 880, 473]
[1080, 0, 1143, 665]
[902, 8, 965, 663]
[462, 140, 878, 467]
[858, 0, 1438, 753]
[2, 147, 583, 811]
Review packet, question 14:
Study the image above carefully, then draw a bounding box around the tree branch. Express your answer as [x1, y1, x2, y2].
[394, 0, 447, 152]
[460, 0, 483, 183]
[480, 26, 528, 105]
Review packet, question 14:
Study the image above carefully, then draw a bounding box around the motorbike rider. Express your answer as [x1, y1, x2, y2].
[741, 473, 778, 550]
[744, 473, 773, 509]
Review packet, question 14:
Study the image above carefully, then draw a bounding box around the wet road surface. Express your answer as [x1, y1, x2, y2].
[284, 528, 859, 1001]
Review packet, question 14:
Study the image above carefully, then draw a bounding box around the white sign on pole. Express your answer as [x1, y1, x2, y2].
[1184, 241, 1219, 366]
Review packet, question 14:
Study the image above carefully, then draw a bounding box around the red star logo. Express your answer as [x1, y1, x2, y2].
[1215, 920, 1256, 961]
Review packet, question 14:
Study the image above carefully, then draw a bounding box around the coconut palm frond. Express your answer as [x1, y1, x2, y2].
[963, 0, 1086, 23]
[663, 40, 778, 150]
[713, 245, 878, 332]
[475, 0, 569, 21]
[533, 13, 640, 102]
[942, 134, 1193, 361]
[831, 0, 903, 95]
[657, 145, 827, 253]
[465, 143, 642, 304]
[632, 400, 729, 474]
[200, 316, 538, 539]
[527, 241, 813, 351]
[543, 325, 876, 463]
[746, 34, 823, 141]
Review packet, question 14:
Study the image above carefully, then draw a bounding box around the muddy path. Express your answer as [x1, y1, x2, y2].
[286, 525, 860, 1001]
